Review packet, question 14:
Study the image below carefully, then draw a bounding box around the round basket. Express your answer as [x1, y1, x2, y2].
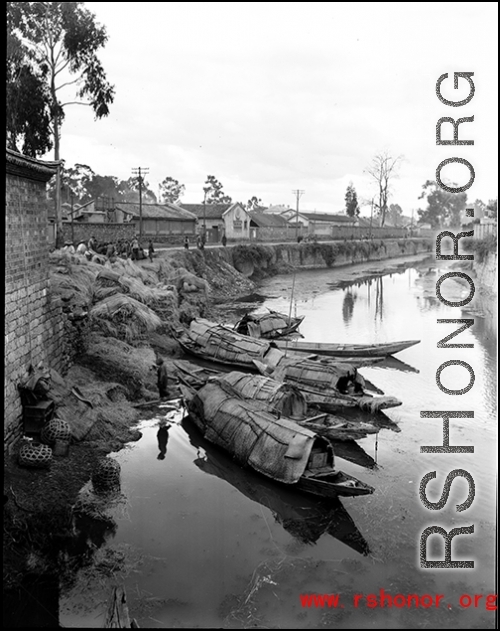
[19, 442, 52, 469]
[41, 418, 71, 445]
[92, 457, 121, 495]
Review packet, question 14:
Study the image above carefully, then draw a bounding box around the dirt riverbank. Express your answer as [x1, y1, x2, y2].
[3, 239, 432, 605]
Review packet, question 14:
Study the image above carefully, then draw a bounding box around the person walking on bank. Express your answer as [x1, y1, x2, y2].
[221, 233, 227, 247]
[148, 239, 155, 262]
[184, 236, 189, 250]
[156, 356, 168, 399]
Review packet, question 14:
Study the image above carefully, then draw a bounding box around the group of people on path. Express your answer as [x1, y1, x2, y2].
[62, 235, 155, 262]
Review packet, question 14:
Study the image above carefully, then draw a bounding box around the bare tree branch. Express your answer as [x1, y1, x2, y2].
[55, 77, 81, 92]
[60, 101, 91, 107]
[365, 151, 404, 226]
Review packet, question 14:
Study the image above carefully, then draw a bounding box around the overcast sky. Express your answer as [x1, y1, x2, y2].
[46, 2, 498, 215]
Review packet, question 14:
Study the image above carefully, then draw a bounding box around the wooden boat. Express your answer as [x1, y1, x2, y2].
[234, 309, 304, 339]
[253, 357, 402, 413]
[176, 318, 277, 370]
[273, 338, 420, 357]
[174, 362, 380, 441]
[176, 320, 401, 412]
[179, 380, 374, 498]
[176, 319, 379, 372]
[183, 417, 370, 554]
[298, 413, 379, 441]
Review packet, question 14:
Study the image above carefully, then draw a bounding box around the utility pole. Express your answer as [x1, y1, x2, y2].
[70, 192, 74, 244]
[131, 166, 149, 239]
[292, 189, 305, 241]
[369, 197, 374, 240]
[202, 186, 210, 246]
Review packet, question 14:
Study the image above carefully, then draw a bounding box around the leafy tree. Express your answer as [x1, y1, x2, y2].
[344, 183, 360, 217]
[204, 175, 232, 205]
[47, 161, 95, 202]
[8, 1, 115, 242]
[6, 18, 52, 156]
[125, 176, 157, 204]
[486, 199, 497, 219]
[417, 180, 467, 228]
[387, 203, 403, 226]
[159, 177, 185, 204]
[365, 151, 404, 226]
[246, 196, 262, 211]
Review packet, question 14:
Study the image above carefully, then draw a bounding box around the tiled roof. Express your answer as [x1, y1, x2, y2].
[180, 203, 232, 219]
[302, 213, 356, 223]
[249, 210, 289, 228]
[6, 148, 59, 182]
[115, 202, 196, 221]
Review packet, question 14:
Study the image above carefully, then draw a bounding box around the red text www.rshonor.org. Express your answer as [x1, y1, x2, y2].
[299, 590, 497, 610]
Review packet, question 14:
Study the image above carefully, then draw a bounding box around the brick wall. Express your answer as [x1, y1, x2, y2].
[5, 151, 72, 452]
[59, 222, 137, 246]
[57, 222, 197, 247]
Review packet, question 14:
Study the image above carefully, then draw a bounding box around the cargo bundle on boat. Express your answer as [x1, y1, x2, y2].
[177, 319, 378, 372]
[174, 361, 380, 440]
[176, 318, 283, 370]
[234, 310, 304, 339]
[254, 356, 402, 413]
[183, 417, 370, 553]
[180, 379, 374, 498]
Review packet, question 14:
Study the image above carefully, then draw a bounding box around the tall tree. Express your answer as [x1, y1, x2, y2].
[344, 182, 360, 217]
[8, 2, 115, 243]
[486, 199, 497, 220]
[417, 180, 467, 228]
[246, 196, 262, 211]
[387, 203, 403, 226]
[125, 176, 157, 204]
[6, 16, 52, 156]
[47, 161, 95, 203]
[159, 177, 185, 204]
[365, 151, 403, 226]
[204, 175, 232, 205]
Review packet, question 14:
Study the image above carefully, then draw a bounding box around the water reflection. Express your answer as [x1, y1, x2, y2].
[157, 423, 171, 461]
[182, 417, 370, 555]
[330, 439, 378, 470]
[341, 289, 357, 325]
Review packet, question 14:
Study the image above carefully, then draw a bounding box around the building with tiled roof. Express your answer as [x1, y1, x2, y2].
[248, 210, 289, 228]
[114, 202, 197, 237]
[180, 202, 251, 242]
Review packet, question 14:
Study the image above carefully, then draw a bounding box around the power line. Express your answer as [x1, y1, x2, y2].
[131, 167, 149, 239]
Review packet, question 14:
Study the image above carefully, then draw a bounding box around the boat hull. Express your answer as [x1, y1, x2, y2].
[274, 339, 420, 357]
[296, 472, 375, 497]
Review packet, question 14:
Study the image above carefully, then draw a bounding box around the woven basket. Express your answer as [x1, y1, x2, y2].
[41, 418, 71, 445]
[19, 442, 52, 468]
[92, 457, 121, 495]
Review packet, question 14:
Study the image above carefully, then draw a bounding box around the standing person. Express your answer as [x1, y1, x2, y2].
[131, 236, 140, 261]
[221, 233, 227, 247]
[156, 356, 168, 399]
[148, 239, 155, 262]
[184, 236, 189, 250]
[106, 242, 115, 260]
[88, 235, 97, 251]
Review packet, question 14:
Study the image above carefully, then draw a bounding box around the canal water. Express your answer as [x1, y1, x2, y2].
[60, 255, 497, 629]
